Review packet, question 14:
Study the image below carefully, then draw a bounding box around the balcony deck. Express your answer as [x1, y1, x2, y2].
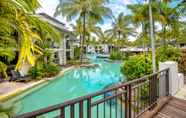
[154, 97, 186, 118]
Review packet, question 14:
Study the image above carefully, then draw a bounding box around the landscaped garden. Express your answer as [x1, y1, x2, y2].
[1, 0, 186, 118]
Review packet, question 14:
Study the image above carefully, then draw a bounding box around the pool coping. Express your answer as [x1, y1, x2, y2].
[0, 64, 98, 102]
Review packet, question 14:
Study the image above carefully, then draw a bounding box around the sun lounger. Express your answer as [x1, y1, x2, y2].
[10, 70, 30, 82]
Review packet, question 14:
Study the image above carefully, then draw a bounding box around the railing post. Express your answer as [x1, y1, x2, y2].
[125, 86, 128, 118]
[166, 69, 170, 96]
[60, 107, 65, 118]
[79, 101, 83, 118]
[149, 76, 153, 106]
[128, 84, 132, 118]
[125, 85, 132, 118]
[87, 97, 91, 118]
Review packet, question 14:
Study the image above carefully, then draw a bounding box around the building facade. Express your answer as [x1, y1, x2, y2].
[39, 13, 77, 65]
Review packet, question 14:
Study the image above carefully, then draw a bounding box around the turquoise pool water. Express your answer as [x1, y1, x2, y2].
[14, 57, 125, 117]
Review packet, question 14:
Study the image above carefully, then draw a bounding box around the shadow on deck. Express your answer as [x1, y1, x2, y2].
[140, 97, 186, 118]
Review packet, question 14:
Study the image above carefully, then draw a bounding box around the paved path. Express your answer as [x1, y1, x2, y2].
[154, 97, 186, 118]
[174, 85, 186, 100]
[0, 82, 34, 95]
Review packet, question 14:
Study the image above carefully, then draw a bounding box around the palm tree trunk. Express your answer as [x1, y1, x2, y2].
[163, 25, 166, 46]
[118, 31, 121, 50]
[80, 12, 86, 63]
[149, 0, 156, 73]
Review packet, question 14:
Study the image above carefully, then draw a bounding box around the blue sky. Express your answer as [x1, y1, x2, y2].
[37, 0, 180, 41]
[37, 0, 139, 30]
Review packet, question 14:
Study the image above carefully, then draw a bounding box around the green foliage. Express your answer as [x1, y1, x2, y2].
[0, 0, 60, 71]
[121, 45, 181, 81]
[28, 50, 60, 79]
[178, 49, 186, 75]
[28, 63, 60, 79]
[121, 54, 152, 81]
[0, 102, 17, 118]
[28, 66, 43, 79]
[74, 47, 81, 60]
[109, 50, 123, 60]
[44, 64, 61, 77]
[156, 45, 181, 63]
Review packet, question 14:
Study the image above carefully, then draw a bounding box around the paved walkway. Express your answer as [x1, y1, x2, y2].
[174, 85, 186, 100]
[154, 97, 186, 118]
[0, 82, 34, 95]
[0, 64, 97, 101]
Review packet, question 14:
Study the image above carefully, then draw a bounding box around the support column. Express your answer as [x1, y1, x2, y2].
[159, 61, 179, 96]
[58, 37, 66, 65]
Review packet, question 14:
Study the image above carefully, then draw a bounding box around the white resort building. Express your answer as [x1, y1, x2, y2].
[39, 13, 78, 65]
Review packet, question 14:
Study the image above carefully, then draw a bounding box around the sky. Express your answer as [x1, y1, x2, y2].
[37, 0, 139, 30]
[37, 0, 142, 41]
[37, 0, 181, 41]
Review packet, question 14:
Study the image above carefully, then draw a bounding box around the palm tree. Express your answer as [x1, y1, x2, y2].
[127, 3, 152, 48]
[157, 1, 180, 45]
[55, 0, 111, 63]
[106, 13, 134, 49]
[149, 0, 156, 72]
[94, 27, 110, 44]
[0, 0, 60, 78]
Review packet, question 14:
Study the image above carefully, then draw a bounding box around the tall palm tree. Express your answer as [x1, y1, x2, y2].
[149, 0, 156, 72]
[0, 0, 60, 78]
[94, 27, 110, 44]
[106, 13, 134, 42]
[55, 0, 111, 63]
[157, 1, 180, 45]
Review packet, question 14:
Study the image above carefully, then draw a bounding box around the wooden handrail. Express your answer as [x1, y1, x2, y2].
[14, 68, 169, 118]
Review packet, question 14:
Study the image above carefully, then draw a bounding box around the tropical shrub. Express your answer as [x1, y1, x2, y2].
[121, 54, 152, 103]
[74, 47, 81, 60]
[0, 102, 17, 118]
[121, 54, 152, 81]
[156, 45, 181, 63]
[28, 66, 43, 79]
[178, 49, 186, 75]
[28, 63, 60, 79]
[28, 50, 60, 79]
[0, 0, 60, 71]
[121, 54, 152, 104]
[109, 50, 123, 60]
[44, 64, 61, 77]
[121, 45, 181, 81]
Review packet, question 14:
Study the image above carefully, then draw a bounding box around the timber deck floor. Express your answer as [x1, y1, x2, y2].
[154, 97, 186, 118]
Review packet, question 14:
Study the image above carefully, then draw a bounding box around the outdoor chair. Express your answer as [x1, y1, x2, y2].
[10, 70, 30, 82]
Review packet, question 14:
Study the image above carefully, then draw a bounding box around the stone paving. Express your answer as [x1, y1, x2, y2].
[0, 82, 34, 95]
[175, 85, 186, 100]
[0, 64, 97, 101]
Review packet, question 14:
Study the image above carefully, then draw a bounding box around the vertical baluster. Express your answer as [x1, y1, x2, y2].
[60, 107, 65, 118]
[133, 87, 136, 117]
[166, 69, 169, 96]
[70, 104, 74, 118]
[104, 93, 106, 118]
[154, 74, 158, 102]
[120, 88, 124, 118]
[115, 90, 117, 118]
[153, 75, 156, 103]
[87, 98, 91, 118]
[128, 85, 132, 118]
[125, 86, 128, 118]
[145, 83, 148, 109]
[79, 101, 83, 118]
[137, 85, 140, 114]
[110, 98, 112, 118]
[149, 76, 153, 106]
[97, 105, 99, 118]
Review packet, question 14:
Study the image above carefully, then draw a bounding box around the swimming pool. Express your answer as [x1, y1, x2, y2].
[13, 57, 125, 117]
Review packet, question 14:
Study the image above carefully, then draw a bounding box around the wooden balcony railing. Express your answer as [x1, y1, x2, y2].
[14, 68, 169, 118]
